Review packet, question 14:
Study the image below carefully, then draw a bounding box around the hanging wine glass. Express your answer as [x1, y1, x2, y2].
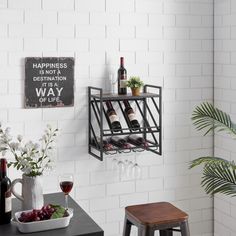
[117, 160, 125, 174]
[126, 160, 134, 178]
[112, 158, 118, 171]
[123, 159, 130, 178]
[131, 163, 141, 179]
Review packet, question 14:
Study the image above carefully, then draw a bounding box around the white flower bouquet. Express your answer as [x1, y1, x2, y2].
[0, 124, 58, 177]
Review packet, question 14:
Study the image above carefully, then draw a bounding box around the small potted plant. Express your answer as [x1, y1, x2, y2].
[126, 76, 144, 96]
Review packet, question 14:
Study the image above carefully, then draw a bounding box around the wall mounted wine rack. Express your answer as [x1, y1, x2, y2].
[88, 85, 162, 161]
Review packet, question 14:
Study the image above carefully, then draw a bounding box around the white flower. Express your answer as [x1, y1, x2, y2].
[44, 163, 52, 171]
[21, 146, 27, 153]
[3, 132, 12, 143]
[22, 166, 31, 175]
[31, 152, 40, 160]
[46, 124, 52, 130]
[34, 143, 40, 150]
[5, 127, 11, 134]
[17, 135, 23, 142]
[9, 142, 19, 150]
[25, 141, 34, 150]
[0, 124, 58, 177]
[19, 159, 28, 166]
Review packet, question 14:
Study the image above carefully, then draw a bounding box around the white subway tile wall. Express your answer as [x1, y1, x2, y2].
[214, 0, 236, 236]
[0, 0, 213, 235]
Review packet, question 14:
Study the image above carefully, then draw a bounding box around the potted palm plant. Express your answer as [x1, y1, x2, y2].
[126, 77, 144, 96]
[190, 102, 236, 196]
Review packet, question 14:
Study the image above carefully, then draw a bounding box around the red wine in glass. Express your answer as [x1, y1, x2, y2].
[58, 174, 74, 210]
[60, 181, 73, 195]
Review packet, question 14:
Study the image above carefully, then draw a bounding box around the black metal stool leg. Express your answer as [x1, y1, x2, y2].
[180, 221, 190, 236]
[142, 226, 155, 236]
[138, 227, 143, 236]
[123, 215, 132, 236]
[160, 229, 173, 236]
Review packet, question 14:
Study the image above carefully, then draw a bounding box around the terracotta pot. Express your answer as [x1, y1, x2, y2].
[131, 87, 141, 96]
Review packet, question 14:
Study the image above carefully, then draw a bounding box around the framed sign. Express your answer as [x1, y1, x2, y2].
[25, 57, 74, 108]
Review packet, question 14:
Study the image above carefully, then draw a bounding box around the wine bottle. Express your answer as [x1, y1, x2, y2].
[106, 101, 122, 132]
[123, 100, 140, 130]
[128, 135, 149, 149]
[92, 136, 114, 151]
[118, 57, 127, 95]
[110, 136, 131, 149]
[0, 158, 11, 225]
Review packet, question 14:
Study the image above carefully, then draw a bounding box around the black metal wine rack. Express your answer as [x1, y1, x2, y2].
[88, 85, 162, 161]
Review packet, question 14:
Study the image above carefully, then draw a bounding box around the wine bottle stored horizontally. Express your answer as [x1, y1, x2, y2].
[128, 135, 149, 149]
[106, 101, 122, 132]
[92, 136, 114, 151]
[110, 136, 131, 149]
[118, 57, 127, 95]
[123, 100, 140, 130]
[0, 158, 11, 225]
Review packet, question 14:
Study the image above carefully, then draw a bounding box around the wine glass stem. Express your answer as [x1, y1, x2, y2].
[65, 194, 69, 210]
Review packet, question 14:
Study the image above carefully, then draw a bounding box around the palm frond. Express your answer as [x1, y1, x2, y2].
[189, 156, 236, 169]
[201, 161, 236, 196]
[192, 102, 236, 136]
[189, 156, 236, 196]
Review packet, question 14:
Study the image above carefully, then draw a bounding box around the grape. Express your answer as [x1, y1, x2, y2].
[18, 204, 63, 223]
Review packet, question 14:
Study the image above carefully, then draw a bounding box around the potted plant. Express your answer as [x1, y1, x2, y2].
[189, 102, 236, 196]
[126, 77, 144, 96]
[0, 124, 58, 209]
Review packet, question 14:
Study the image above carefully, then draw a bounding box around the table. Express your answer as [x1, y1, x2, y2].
[0, 193, 104, 236]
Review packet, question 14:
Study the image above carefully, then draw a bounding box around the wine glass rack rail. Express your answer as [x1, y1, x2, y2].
[88, 84, 162, 161]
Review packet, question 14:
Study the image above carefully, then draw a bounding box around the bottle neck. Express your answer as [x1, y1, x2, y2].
[106, 101, 113, 110]
[0, 158, 7, 178]
[123, 100, 131, 108]
[120, 57, 124, 67]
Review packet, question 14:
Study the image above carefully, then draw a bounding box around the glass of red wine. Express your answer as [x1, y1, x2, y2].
[59, 174, 74, 210]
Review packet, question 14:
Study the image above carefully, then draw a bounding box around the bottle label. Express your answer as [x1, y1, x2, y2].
[120, 79, 127, 88]
[5, 191, 11, 213]
[109, 114, 119, 123]
[128, 113, 137, 122]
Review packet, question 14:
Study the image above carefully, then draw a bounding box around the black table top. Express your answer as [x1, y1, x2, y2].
[0, 193, 104, 236]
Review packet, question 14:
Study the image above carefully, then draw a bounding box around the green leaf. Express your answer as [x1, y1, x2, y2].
[189, 156, 236, 196]
[50, 205, 66, 219]
[201, 161, 236, 196]
[190, 103, 236, 196]
[189, 156, 235, 169]
[192, 102, 236, 136]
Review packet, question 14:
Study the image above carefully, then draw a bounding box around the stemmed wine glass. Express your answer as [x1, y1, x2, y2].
[59, 173, 74, 210]
[131, 163, 141, 179]
[111, 158, 141, 179]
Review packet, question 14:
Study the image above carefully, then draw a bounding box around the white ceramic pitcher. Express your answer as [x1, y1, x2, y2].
[11, 174, 44, 210]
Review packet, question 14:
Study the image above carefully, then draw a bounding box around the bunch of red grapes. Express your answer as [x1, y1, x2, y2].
[18, 204, 56, 222]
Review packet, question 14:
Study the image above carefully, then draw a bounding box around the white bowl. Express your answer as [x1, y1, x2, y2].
[12, 208, 73, 233]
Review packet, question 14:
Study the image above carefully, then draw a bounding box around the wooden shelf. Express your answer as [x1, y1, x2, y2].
[91, 92, 160, 101]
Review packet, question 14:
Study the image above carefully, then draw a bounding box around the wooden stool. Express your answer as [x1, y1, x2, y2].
[123, 202, 190, 236]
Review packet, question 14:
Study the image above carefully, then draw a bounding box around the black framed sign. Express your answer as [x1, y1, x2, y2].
[25, 57, 74, 108]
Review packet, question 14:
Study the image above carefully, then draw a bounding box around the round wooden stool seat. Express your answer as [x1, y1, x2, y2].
[123, 202, 190, 236]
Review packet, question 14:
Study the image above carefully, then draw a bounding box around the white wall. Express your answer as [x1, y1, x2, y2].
[0, 0, 213, 235]
[214, 0, 236, 235]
